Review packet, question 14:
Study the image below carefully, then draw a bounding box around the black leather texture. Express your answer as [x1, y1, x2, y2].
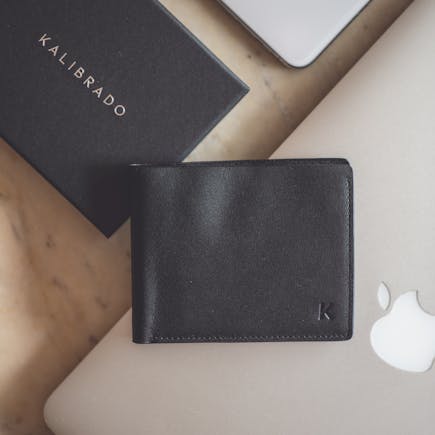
[130, 159, 353, 343]
[0, 0, 247, 236]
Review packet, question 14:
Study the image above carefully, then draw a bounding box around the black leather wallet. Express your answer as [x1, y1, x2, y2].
[130, 159, 353, 343]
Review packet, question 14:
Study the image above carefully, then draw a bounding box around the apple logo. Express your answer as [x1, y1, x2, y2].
[370, 283, 435, 372]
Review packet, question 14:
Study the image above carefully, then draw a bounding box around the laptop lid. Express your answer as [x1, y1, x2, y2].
[44, 1, 435, 434]
[219, 0, 370, 67]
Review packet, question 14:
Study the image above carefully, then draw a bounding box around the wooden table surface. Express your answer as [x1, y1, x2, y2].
[0, 0, 412, 433]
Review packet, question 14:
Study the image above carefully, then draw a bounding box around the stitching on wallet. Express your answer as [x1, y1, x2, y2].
[153, 334, 347, 342]
[152, 163, 353, 342]
[148, 159, 350, 169]
[346, 176, 354, 339]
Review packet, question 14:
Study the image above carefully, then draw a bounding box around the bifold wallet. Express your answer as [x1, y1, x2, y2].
[130, 159, 353, 343]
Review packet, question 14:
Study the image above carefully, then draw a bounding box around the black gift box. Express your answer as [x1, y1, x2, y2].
[0, 0, 248, 236]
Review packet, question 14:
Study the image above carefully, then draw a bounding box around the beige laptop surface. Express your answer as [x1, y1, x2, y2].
[45, 1, 435, 434]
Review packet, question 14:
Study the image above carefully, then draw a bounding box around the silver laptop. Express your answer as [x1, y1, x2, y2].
[219, 0, 370, 67]
[44, 1, 435, 434]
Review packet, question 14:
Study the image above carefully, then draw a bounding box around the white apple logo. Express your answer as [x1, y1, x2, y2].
[370, 283, 435, 373]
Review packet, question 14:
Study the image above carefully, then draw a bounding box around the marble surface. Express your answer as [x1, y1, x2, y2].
[0, 0, 412, 433]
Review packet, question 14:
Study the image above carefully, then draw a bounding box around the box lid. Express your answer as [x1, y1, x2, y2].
[0, 0, 248, 236]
